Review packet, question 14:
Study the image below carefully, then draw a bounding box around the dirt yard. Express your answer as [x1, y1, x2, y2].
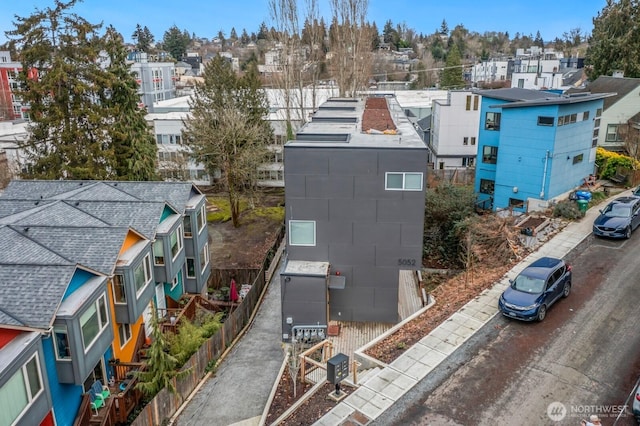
[206, 189, 285, 269]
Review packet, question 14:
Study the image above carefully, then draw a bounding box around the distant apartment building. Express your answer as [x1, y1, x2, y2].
[0, 51, 28, 121]
[429, 90, 481, 169]
[128, 52, 177, 112]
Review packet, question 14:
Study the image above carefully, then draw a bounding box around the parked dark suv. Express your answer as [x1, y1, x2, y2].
[592, 196, 640, 239]
[498, 257, 572, 322]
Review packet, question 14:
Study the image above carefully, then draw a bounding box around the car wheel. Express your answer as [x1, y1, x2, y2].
[537, 305, 547, 322]
[625, 226, 632, 239]
[562, 282, 571, 298]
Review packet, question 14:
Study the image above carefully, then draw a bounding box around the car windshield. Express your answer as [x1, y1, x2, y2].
[512, 274, 545, 294]
[603, 204, 631, 218]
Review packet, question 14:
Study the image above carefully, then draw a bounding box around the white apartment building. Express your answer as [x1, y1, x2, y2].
[429, 90, 481, 169]
[128, 52, 177, 111]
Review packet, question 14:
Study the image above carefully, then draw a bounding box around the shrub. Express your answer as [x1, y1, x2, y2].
[596, 147, 639, 179]
[553, 199, 582, 220]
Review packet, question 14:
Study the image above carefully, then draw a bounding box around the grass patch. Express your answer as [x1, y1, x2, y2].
[206, 196, 249, 223]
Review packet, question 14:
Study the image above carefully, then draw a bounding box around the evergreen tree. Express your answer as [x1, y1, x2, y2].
[440, 44, 465, 89]
[134, 304, 190, 397]
[586, 0, 640, 79]
[132, 24, 154, 52]
[534, 30, 544, 48]
[163, 25, 190, 60]
[9, 0, 115, 179]
[240, 28, 251, 45]
[182, 56, 272, 227]
[8, 2, 157, 181]
[257, 21, 269, 40]
[102, 26, 158, 181]
[439, 19, 449, 36]
[229, 27, 238, 42]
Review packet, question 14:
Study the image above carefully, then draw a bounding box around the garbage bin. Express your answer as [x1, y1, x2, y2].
[575, 190, 592, 201]
[576, 199, 589, 215]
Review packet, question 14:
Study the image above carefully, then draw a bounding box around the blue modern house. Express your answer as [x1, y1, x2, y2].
[474, 88, 613, 212]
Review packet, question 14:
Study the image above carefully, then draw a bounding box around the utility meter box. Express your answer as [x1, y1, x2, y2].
[327, 353, 349, 385]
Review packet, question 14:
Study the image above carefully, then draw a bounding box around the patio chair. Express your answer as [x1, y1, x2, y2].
[88, 389, 104, 414]
[93, 380, 111, 400]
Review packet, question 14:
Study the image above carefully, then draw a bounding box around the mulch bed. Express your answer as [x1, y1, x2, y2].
[265, 372, 354, 426]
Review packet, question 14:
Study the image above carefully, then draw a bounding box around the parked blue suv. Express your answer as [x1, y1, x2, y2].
[498, 257, 572, 322]
[592, 196, 640, 239]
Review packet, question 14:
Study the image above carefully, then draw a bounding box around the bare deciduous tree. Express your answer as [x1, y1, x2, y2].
[328, 0, 372, 97]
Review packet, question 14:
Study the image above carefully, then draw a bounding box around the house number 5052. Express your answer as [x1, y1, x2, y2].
[397, 259, 416, 266]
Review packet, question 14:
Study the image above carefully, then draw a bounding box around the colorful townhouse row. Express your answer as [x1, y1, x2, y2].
[0, 180, 211, 426]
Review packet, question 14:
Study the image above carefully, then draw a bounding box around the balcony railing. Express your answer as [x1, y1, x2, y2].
[73, 363, 145, 426]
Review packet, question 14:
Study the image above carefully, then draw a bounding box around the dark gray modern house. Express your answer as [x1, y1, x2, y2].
[281, 96, 428, 341]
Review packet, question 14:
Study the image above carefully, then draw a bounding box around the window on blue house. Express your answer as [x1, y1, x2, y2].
[509, 198, 525, 209]
[480, 179, 495, 194]
[573, 154, 584, 164]
[482, 146, 498, 164]
[485, 112, 501, 130]
[537, 116, 554, 126]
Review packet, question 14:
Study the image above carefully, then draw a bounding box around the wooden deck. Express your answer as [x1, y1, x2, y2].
[326, 270, 423, 364]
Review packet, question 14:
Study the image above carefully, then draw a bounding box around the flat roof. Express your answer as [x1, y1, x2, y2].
[283, 260, 330, 277]
[288, 96, 426, 149]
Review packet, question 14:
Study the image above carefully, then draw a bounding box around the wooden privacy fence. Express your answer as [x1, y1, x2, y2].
[131, 226, 285, 426]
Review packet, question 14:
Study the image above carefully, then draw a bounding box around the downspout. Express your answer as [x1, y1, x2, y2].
[540, 150, 550, 198]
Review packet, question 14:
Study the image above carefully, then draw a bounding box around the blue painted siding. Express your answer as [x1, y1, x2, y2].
[62, 269, 98, 301]
[494, 105, 559, 209]
[42, 335, 82, 426]
[160, 205, 174, 222]
[475, 92, 603, 211]
[164, 269, 184, 302]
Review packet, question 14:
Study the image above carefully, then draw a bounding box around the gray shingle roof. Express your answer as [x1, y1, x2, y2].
[0, 226, 72, 265]
[0, 201, 111, 227]
[2, 180, 202, 213]
[0, 264, 77, 328]
[65, 200, 166, 239]
[14, 225, 128, 275]
[0, 200, 55, 219]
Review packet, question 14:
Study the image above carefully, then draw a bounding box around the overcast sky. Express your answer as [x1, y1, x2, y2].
[1, 0, 606, 45]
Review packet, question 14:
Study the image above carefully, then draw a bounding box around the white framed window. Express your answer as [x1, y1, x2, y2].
[170, 274, 179, 291]
[153, 241, 165, 265]
[197, 204, 206, 233]
[80, 294, 109, 352]
[289, 220, 316, 246]
[111, 274, 126, 304]
[134, 254, 152, 297]
[186, 258, 196, 278]
[118, 323, 132, 348]
[199, 242, 210, 270]
[183, 215, 192, 238]
[0, 353, 43, 426]
[54, 325, 71, 360]
[170, 226, 183, 260]
[385, 172, 423, 191]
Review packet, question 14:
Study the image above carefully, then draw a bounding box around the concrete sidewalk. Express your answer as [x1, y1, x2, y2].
[314, 191, 629, 426]
[174, 255, 286, 426]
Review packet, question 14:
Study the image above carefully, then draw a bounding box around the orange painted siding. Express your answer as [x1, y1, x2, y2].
[119, 231, 142, 255]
